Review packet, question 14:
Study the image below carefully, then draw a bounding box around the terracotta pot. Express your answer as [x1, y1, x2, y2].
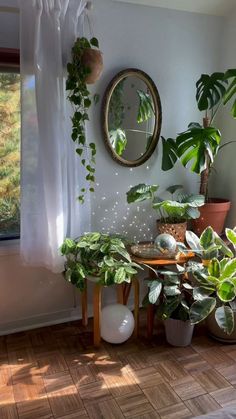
[206, 310, 236, 343]
[192, 199, 231, 236]
[164, 318, 194, 347]
[156, 221, 187, 243]
[82, 48, 103, 84]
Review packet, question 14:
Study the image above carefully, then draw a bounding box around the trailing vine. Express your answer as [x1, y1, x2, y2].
[66, 37, 100, 203]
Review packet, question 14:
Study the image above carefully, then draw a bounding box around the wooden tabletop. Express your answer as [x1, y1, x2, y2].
[131, 252, 194, 266]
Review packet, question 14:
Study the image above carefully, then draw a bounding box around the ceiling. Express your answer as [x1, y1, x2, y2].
[113, 0, 236, 16]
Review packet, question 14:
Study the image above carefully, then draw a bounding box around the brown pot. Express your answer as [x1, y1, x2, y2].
[82, 48, 103, 84]
[192, 199, 231, 236]
[156, 221, 187, 243]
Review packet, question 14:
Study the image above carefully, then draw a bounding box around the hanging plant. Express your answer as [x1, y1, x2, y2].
[66, 37, 103, 203]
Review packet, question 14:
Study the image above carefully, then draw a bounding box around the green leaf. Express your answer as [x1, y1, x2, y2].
[226, 228, 236, 246]
[185, 230, 201, 250]
[90, 37, 99, 48]
[109, 129, 127, 156]
[136, 89, 154, 123]
[215, 306, 234, 334]
[104, 256, 115, 267]
[193, 286, 214, 300]
[176, 125, 221, 174]
[148, 280, 162, 304]
[200, 227, 214, 250]
[163, 285, 181, 296]
[166, 185, 183, 195]
[76, 148, 83, 156]
[161, 137, 178, 171]
[189, 297, 216, 324]
[93, 93, 100, 104]
[196, 72, 227, 111]
[114, 267, 126, 284]
[217, 280, 236, 302]
[221, 258, 236, 279]
[214, 233, 234, 258]
[208, 258, 220, 278]
[127, 184, 158, 204]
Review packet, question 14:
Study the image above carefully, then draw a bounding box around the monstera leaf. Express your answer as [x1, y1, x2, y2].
[223, 69, 236, 118]
[161, 137, 178, 171]
[109, 129, 127, 156]
[196, 72, 228, 111]
[176, 123, 221, 174]
[137, 89, 154, 123]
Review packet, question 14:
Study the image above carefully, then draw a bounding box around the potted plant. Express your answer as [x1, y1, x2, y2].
[161, 69, 236, 234]
[126, 183, 204, 242]
[66, 37, 103, 203]
[182, 226, 233, 265]
[188, 227, 236, 342]
[60, 232, 141, 291]
[146, 264, 196, 346]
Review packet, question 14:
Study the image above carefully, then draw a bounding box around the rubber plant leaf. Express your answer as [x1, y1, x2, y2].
[215, 306, 234, 335]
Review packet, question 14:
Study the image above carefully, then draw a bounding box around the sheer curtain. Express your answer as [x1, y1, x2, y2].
[19, 0, 91, 273]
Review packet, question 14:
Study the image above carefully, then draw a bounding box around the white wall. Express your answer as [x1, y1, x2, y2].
[0, 1, 224, 334]
[210, 10, 236, 227]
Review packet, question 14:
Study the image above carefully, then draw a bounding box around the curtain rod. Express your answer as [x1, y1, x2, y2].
[0, 2, 92, 14]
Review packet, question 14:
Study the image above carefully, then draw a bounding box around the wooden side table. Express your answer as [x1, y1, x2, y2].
[80, 277, 140, 347]
[131, 253, 194, 339]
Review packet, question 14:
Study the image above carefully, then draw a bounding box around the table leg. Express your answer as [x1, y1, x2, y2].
[93, 283, 102, 347]
[81, 278, 88, 327]
[132, 277, 139, 338]
[147, 304, 156, 339]
[117, 284, 124, 304]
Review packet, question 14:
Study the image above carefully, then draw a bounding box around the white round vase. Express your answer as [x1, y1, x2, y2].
[101, 304, 134, 344]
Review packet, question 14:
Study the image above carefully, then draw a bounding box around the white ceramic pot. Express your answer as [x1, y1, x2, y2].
[206, 310, 236, 343]
[86, 274, 100, 283]
[164, 318, 194, 347]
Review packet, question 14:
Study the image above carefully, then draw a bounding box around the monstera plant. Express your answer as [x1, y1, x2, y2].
[161, 69, 236, 234]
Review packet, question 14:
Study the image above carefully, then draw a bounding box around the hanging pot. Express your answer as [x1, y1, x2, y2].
[164, 318, 194, 347]
[82, 48, 103, 84]
[156, 221, 187, 243]
[192, 199, 231, 236]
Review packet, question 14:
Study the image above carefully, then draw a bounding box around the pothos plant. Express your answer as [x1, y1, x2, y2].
[161, 69, 236, 200]
[60, 232, 141, 291]
[66, 37, 100, 203]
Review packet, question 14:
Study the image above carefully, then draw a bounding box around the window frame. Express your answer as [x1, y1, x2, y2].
[0, 48, 20, 242]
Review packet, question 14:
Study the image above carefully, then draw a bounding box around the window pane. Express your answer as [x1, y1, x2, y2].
[0, 72, 20, 239]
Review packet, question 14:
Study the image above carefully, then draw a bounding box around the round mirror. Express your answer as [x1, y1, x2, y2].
[102, 69, 162, 167]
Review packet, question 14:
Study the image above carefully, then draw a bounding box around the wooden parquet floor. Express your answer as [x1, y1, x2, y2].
[1, 311, 236, 419]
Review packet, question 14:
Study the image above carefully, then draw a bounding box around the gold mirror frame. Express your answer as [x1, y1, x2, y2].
[102, 68, 162, 167]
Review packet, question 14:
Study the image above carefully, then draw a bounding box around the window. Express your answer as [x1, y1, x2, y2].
[0, 49, 20, 240]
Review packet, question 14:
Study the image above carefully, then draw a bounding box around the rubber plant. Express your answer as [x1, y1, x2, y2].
[66, 37, 102, 203]
[189, 227, 236, 335]
[161, 69, 236, 200]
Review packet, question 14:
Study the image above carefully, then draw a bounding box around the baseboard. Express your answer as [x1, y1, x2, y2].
[0, 298, 135, 336]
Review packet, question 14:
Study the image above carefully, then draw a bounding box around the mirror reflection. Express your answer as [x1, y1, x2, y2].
[102, 69, 162, 167]
[108, 76, 155, 160]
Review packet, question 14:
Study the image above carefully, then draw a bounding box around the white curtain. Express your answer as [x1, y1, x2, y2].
[19, 0, 91, 273]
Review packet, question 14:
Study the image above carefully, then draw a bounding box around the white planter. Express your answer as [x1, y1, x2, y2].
[86, 274, 100, 283]
[206, 310, 236, 343]
[164, 318, 194, 347]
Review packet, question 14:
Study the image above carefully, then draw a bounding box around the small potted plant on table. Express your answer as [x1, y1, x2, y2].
[126, 184, 204, 242]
